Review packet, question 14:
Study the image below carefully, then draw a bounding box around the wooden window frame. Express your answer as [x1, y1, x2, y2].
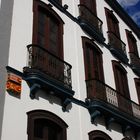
[134, 78, 140, 104]
[82, 36, 104, 81]
[88, 130, 112, 140]
[27, 110, 68, 140]
[33, 0, 64, 59]
[125, 29, 139, 57]
[105, 7, 120, 38]
[112, 60, 130, 98]
[79, 0, 97, 15]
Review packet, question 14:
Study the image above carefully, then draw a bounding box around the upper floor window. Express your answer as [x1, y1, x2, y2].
[105, 7, 120, 37]
[105, 7, 127, 59]
[134, 78, 140, 104]
[82, 37, 104, 81]
[33, 0, 64, 58]
[126, 29, 139, 57]
[82, 37, 105, 99]
[112, 61, 134, 115]
[112, 60, 130, 98]
[88, 130, 112, 140]
[79, 0, 97, 15]
[27, 110, 68, 140]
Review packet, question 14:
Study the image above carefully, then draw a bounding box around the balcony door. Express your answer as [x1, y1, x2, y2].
[80, 0, 97, 14]
[105, 8, 120, 37]
[82, 37, 104, 81]
[105, 8, 123, 52]
[126, 29, 139, 57]
[82, 37, 105, 99]
[126, 29, 139, 67]
[134, 78, 140, 104]
[112, 61, 130, 98]
[32, 0, 64, 80]
[33, 0, 64, 57]
[112, 61, 132, 114]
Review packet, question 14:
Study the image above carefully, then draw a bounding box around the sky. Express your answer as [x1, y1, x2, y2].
[116, 0, 140, 28]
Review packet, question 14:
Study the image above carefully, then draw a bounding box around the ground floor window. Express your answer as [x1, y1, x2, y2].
[88, 130, 112, 140]
[27, 110, 68, 140]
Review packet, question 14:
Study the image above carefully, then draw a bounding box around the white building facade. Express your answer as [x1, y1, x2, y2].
[0, 0, 140, 140]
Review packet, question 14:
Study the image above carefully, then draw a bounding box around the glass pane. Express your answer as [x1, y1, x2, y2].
[38, 11, 46, 46]
[34, 119, 62, 140]
[37, 33, 45, 46]
[49, 18, 59, 54]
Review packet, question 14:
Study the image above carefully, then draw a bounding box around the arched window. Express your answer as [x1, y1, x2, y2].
[88, 130, 112, 140]
[125, 29, 140, 74]
[79, 0, 97, 15]
[134, 78, 140, 104]
[105, 7, 126, 56]
[105, 7, 120, 38]
[112, 61, 132, 115]
[27, 110, 68, 140]
[33, 0, 64, 58]
[126, 29, 139, 57]
[82, 37, 105, 100]
[82, 37, 104, 81]
[112, 60, 130, 98]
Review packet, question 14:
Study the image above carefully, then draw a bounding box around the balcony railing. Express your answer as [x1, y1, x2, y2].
[78, 4, 103, 36]
[107, 31, 126, 55]
[26, 44, 72, 89]
[86, 79, 140, 120]
[129, 52, 140, 69]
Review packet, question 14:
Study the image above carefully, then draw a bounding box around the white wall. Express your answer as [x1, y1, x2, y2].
[1, 0, 140, 140]
[0, 0, 14, 139]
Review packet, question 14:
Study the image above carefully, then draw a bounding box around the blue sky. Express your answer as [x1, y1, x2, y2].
[117, 0, 140, 27]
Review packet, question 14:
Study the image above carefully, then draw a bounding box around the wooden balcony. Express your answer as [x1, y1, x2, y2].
[129, 52, 140, 77]
[86, 79, 140, 138]
[23, 44, 74, 102]
[107, 31, 129, 64]
[78, 4, 105, 44]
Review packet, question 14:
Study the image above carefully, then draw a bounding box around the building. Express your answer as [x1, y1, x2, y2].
[0, 0, 140, 139]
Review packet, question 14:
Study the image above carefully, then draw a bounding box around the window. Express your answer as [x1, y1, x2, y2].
[112, 60, 130, 98]
[82, 37, 104, 81]
[88, 130, 112, 140]
[27, 110, 68, 140]
[33, 0, 64, 58]
[134, 78, 140, 104]
[105, 7, 126, 55]
[82, 37, 105, 99]
[79, 0, 97, 14]
[105, 7, 120, 37]
[126, 29, 139, 57]
[32, 0, 65, 80]
[112, 61, 132, 114]
[126, 29, 140, 69]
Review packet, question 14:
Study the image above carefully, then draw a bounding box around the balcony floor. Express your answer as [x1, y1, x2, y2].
[87, 99, 140, 139]
[23, 67, 75, 99]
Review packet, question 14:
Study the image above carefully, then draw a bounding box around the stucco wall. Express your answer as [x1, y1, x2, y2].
[0, 0, 140, 140]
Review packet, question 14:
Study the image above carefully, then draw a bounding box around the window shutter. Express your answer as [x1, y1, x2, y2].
[83, 43, 104, 81]
[80, 0, 97, 14]
[134, 78, 140, 104]
[105, 8, 120, 38]
[126, 30, 139, 56]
